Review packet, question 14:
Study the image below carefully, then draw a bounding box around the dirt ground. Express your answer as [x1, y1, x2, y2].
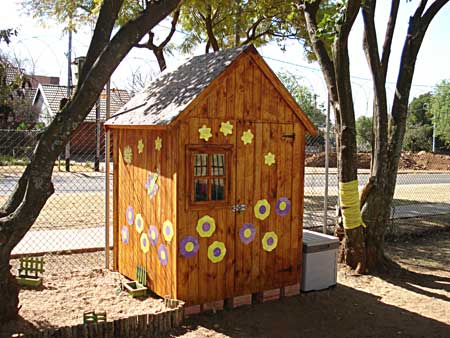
[1, 222, 449, 338]
[306, 151, 450, 171]
[171, 230, 450, 338]
[0, 267, 167, 336]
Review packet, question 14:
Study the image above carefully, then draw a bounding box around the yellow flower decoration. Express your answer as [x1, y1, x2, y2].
[135, 213, 144, 234]
[140, 233, 150, 253]
[254, 199, 271, 220]
[264, 152, 276, 166]
[155, 136, 162, 151]
[241, 129, 254, 145]
[196, 215, 216, 238]
[162, 220, 174, 242]
[207, 241, 226, 263]
[220, 121, 233, 136]
[123, 145, 132, 164]
[137, 139, 144, 154]
[262, 231, 278, 252]
[198, 125, 212, 142]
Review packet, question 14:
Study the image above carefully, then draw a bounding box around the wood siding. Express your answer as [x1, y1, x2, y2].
[114, 128, 177, 298]
[174, 53, 307, 304]
[185, 53, 298, 124]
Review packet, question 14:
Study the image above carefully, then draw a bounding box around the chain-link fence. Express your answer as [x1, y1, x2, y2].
[2, 128, 450, 273]
[303, 134, 450, 232]
[1, 127, 112, 272]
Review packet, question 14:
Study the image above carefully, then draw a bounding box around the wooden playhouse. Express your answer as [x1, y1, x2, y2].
[105, 44, 316, 306]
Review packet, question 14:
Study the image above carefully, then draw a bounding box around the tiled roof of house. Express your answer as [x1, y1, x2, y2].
[106, 45, 251, 126]
[3, 64, 24, 84]
[37, 84, 131, 121]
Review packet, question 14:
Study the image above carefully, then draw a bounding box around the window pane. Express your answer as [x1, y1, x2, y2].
[194, 179, 208, 201]
[211, 178, 225, 200]
[194, 154, 208, 176]
[211, 154, 225, 176]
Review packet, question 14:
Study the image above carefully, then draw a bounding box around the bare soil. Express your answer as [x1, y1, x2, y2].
[171, 231, 450, 338]
[2, 225, 449, 338]
[306, 151, 450, 171]
[0, 267, 167, 337]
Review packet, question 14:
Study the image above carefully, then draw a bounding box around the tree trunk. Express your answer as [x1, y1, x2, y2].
[0, 0, 181, 324]
[300, 0, 449, 274]
[154, 48, 167, 72]
[0, 261, 19, 323]
[205, 15, 220, 52]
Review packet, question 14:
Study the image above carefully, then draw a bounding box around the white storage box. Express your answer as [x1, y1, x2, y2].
[301, 230, 339, 292]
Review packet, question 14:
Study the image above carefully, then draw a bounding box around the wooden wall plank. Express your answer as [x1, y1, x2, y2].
[112, 130, 119, 271]
[243, 57, 254, 121]
[225, 71, 235, 121]
[259, 123, 271, 289]
[234, 59, 245, 122]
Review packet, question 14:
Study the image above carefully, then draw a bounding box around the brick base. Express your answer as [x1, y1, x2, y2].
[185, 285, 300, 316]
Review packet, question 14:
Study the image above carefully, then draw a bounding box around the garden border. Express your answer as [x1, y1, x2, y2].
[12, 299, 184, 338]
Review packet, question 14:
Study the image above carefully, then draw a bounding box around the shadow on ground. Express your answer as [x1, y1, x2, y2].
[170, 284, 449, 338]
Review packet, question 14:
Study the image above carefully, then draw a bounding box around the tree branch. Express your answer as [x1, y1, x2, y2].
[421, 0, 449, 27]
[160, 9, 180, 47]
[381, 0, 400, 79]
[0, 0, 181, 253]
[300, 0, 337, 102]
[362, 0, 389, 179]
[78, 0, 124, 86]
[389, 0, 448, 172]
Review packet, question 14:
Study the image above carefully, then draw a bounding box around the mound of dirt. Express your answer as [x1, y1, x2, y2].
[305, 152, 371, 169]
[306, 151, 450, 170]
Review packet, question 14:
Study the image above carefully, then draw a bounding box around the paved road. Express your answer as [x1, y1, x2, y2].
[12, 202, 450, 255]
[1, 172, 450, 193]
[305, 172, 450, 188]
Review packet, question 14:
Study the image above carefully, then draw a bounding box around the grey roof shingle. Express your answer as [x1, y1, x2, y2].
[37, 84, 130, 121]
[106, 45, 251, 126]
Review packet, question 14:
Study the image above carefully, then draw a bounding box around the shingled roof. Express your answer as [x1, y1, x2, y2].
[106, 45, 251, 126]
[34, 84, 130, 122]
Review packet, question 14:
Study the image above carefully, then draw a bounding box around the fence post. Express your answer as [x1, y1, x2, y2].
[323, 94, 330, 234]
[105, 79, 111, 269]
[95, 97, 101, 172]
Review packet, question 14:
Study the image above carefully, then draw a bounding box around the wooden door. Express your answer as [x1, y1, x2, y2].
[177, 118, 237, 304]
[234, 121, 304, 295]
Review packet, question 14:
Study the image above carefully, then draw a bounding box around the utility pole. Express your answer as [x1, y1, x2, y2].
[432, 105, 436, 153]
[65, 29, 73, 172]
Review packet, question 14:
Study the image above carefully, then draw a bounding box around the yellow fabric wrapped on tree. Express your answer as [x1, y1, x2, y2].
[339, 180, 366, 230]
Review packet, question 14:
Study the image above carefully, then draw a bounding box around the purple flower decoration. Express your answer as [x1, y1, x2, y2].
[276, 197, 291, 216]
[148, 225, 159, 247]
[121, 225, 129, 245]
[145, 171, 159, 199]
[180, 236, 199, 258]
[126, 205, 134, 225]
[158, 244, 169, 266]
[239, 223, 256, 244]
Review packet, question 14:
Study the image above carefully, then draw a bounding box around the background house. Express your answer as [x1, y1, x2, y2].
[32, 84, 130, 155]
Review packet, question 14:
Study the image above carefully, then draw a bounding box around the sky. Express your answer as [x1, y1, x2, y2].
[1, 1, 450, 119]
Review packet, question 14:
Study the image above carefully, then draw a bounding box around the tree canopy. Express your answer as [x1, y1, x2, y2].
[431, 79, 450, 146]
[355, 116, 372, 152]
[278, 71, 326, 127]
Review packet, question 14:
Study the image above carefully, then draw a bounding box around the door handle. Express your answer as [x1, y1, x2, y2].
[232, 204, 247, 213]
